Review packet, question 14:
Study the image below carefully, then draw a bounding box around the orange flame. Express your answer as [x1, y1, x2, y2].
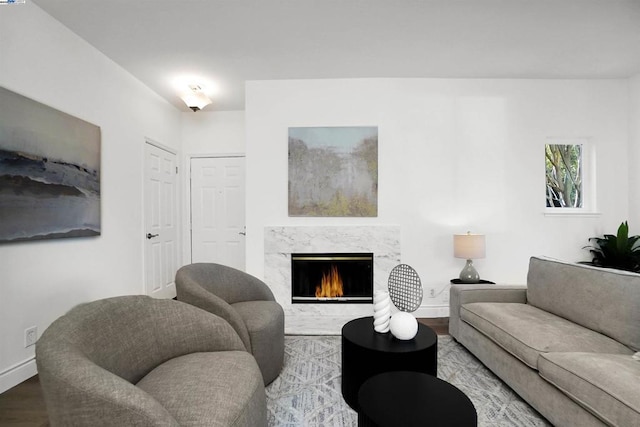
[315, 265, 344, 298]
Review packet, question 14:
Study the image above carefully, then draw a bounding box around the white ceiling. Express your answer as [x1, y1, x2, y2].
[32, 0, 640, 112]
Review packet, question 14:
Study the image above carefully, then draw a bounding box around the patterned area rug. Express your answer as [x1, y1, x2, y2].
[266, 335, 552, 427]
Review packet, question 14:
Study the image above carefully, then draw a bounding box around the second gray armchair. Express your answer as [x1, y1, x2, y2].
[175, 263, 285, 385]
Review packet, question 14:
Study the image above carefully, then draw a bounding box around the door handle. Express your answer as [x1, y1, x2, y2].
[238, 231, 246, 236]
[146, 233, 159, 239]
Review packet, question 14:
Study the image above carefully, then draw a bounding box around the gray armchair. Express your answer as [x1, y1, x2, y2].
[175, 263, 285, 385]
[36, 295, 266, 427]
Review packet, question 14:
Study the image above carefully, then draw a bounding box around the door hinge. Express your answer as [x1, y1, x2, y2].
[176, 166, 178, 174]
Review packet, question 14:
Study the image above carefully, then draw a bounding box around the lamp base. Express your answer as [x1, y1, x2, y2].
[459, 259, 480, 283]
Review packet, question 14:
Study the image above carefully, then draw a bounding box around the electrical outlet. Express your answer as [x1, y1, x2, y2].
[429, 288, 435, 298]
[24, 326, 37, 348]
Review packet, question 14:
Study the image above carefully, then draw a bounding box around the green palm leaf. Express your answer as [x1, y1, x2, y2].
[584, 221, 640, 273]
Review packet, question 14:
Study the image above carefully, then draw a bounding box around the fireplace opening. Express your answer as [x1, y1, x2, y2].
[291, 253, 373, 303]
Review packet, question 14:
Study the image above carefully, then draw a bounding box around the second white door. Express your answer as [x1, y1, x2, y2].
[190, 156, 246, 270]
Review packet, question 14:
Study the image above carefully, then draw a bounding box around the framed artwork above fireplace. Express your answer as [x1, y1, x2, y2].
[288, 126, 378, 217]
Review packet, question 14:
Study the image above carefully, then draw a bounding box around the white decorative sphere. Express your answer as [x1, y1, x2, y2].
[389, 312, 418, 340]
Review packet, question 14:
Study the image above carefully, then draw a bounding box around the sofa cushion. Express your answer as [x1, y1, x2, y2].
[137, 351, 265, 426]
[461, 302, 633, 368]
[539, 352, 640, 426]
[527, 256, 640, 351]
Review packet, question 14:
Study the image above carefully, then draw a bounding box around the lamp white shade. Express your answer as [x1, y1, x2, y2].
[453, 233, 486, 260]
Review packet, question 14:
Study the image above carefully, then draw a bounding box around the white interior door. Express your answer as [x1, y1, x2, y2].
[144, 142, 178, 298]
[190, 156, 246, 270]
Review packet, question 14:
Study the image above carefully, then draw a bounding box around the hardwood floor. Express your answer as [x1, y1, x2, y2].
[417, 316, 449, 335]
[0, 376, 49, 427]
[0, 318, 448, 426]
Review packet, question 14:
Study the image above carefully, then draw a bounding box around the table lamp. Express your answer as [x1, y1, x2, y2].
[453, 232, 486, 283]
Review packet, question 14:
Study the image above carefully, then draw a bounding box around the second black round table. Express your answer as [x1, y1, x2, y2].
[341, 316, 437, 410]
[357, 371, 477, 426]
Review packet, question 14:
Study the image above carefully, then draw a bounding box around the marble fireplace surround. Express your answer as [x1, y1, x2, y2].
[264, 225, 401, 334]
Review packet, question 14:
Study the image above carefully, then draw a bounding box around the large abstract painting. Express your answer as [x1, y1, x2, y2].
[289, 126, 378, 217]
[0, 87, 101, 243]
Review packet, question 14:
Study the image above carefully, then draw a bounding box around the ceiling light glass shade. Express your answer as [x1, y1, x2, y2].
[453, 233, 486, 260]
[182, 90, 211, 111]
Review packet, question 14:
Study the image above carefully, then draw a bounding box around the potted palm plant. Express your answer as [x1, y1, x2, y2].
[583, 221, 640, 273]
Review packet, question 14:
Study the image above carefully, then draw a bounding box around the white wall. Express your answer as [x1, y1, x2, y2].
[245, 78, 629, 313]
[180, 111, 245, 155]
[179, 111, 245, 263]
[0, 3, 181, 392]
[630, 75, 640, 223]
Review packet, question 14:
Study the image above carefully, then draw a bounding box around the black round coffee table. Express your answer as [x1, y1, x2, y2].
[357, 371, 477, 426]
[341, 316, 437, 410]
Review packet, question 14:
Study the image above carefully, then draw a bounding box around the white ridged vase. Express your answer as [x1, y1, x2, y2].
[373, 290, 391, 333]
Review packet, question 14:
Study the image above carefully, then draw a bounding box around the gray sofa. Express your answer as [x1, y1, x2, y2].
[36, 295, 266, 426]
[176, 263, 284, 385]
[450, 256, 640, 427]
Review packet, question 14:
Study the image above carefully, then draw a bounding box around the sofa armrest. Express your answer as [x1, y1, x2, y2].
[449, 284, 527, 339]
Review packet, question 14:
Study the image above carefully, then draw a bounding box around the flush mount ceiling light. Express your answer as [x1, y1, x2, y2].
[180, 84, 212, 112]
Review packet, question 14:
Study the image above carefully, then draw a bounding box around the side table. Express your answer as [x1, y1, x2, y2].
[341, 316, 437, 410]
[357, 371, 477, 426]
[450, 279, 495, 284]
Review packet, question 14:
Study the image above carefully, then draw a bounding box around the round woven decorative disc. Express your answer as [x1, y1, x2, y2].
[388, 264, 423, 312]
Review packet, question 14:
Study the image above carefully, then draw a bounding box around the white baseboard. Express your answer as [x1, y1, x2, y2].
[0, 357, 37, 394]
[415, 304, 450, 318]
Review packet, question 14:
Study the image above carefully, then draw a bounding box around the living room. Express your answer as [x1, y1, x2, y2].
[1, 1, 640, 425]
